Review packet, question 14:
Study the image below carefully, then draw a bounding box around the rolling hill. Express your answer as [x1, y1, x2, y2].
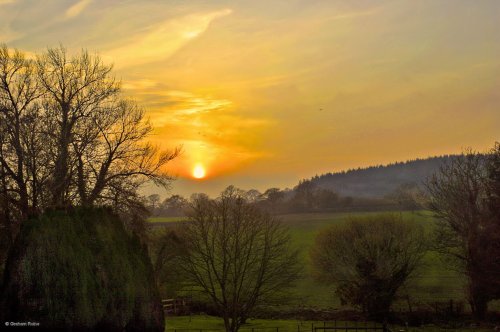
[308, 156, 457, 198]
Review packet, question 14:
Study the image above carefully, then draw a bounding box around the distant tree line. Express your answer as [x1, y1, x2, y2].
[310, 156, 459, 198]
[146, 181, 425, 218]
[145, 157, 464, 218]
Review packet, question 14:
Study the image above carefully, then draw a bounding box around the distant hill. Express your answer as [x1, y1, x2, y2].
[308, 156, 457, 198]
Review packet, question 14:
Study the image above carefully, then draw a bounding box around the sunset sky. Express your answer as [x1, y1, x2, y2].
[1, 0, 499, 197]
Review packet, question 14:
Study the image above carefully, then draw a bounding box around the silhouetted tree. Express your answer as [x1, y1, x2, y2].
[426, 151, 493, 319]
[147, 194, 161, 215]
[36, 46, 121, 206]
[0, 45, 178, 273]
[244, 189, 262, 203]
[484, 143, 500, 300]
[260, 187, 285, 213]
[0, 45, 177, 229]
[0, 45, 46, 221]
[292, 179, 317, 211]
[310, 214, 426, 320]
[159, 195, 188, 216]
[181, 188, 300, 332]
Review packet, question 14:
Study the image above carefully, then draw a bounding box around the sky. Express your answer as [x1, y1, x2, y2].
[1, 0, 499, 197]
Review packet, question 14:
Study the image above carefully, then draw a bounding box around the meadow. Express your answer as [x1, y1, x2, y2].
[279, 211, 466, 309]
[149, 210, 468, 310]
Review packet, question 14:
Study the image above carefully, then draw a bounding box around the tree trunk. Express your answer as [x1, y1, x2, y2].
[470, 296, 488, 321]
[51, 111, 71, 207]
[0, 163, 13, 245]
[469, 281, 489, 321]
[223, 316, 231, 332]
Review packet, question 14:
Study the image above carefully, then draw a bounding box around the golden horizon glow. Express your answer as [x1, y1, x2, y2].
[2, 0, 499, 195]
[193, 164, 206, 179]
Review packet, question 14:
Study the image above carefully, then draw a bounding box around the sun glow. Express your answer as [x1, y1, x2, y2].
[193, 164, 206, 179]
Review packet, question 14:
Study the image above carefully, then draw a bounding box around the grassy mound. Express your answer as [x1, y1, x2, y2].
[0, 207, 164, 331]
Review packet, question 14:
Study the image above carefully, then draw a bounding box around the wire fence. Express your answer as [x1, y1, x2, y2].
[166, 321, 388, 332]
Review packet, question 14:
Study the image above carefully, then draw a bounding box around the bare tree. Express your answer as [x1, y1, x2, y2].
[310, 214, 426, 320]
[485, 143, 500, 299]
[426, 151, 493, 319]
[487, 143, 500, 217]
[181, 188, 300, 332]
[35, 46, 120, 206]
[0, 45, 45, 219]
[0, 44, 178, 242]
[74, 99, 179, 208]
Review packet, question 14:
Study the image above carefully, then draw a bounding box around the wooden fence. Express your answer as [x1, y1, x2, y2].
[163, 298, 190, 315]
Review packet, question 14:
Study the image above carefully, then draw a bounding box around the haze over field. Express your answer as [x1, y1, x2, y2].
[2, 0, 499, 196]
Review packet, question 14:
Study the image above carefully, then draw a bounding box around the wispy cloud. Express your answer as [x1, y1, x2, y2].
[128, 87, 270, 178]
[104, 8, 232, 68]
[331, 8, 379, 21]
[65, 0, 92, 20]
[122, 79, 158, 91]
[139, 90, 233, 127]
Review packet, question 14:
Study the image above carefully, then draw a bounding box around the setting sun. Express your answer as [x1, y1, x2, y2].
[193, 164, 206, 179]
[2, 1, 500, 329]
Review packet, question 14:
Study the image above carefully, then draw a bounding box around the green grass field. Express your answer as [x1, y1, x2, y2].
[149, 211, 470, 310]
[166, 314, 310, 330]
[276, 211, 466, 309]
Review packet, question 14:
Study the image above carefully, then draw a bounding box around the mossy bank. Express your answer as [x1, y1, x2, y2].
[0, 207, 164, 331]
